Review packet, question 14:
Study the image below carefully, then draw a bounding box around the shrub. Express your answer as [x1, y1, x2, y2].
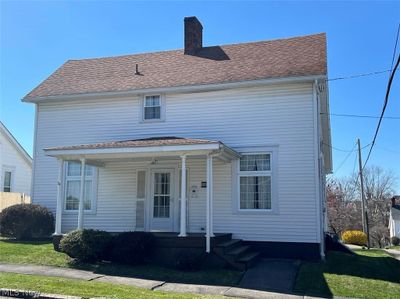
[60, 229, 112, 262]
[342, 230, 367, 246]
[391, 236, 400, 246]
[174, 250, 205, 271]
[110, 232, 154, 265]
[0, 204, 54, 240]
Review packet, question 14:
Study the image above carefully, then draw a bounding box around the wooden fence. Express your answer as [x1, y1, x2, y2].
[0, 192, 31, 211]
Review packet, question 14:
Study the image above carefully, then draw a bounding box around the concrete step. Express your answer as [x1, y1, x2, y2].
[216, 239, 242, 251]
[227, 245, 251, 259]
[237, 251, 261, 269]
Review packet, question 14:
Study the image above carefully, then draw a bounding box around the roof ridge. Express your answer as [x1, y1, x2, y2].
[67, 32, 326, 62]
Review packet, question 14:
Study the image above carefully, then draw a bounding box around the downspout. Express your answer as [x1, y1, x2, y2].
[313, 80, 325, 260]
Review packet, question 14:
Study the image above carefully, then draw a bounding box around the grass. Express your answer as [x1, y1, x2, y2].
[0, 239, 242, 286]
[0, 272, 224, 299]
[294, 249, 400, 299]
[387, 245, 400, 250]
[0, 239, 72, 267]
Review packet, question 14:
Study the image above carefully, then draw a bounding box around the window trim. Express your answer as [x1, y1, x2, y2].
[62, 161, 98, 214]
[2, 166, 15, 193]
[140, 94, 166, 123]
[232, 146, 279, 214]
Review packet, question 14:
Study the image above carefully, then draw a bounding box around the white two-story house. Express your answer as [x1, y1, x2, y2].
[23, 17, 332, 263]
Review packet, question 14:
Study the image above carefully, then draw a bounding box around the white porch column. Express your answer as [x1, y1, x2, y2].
[54, 159, 64, 235]
[206, 154, 214, 253]
[77, 158, 86, 230]
[178, 154, 187, 237]
[209, 155, 214, 238]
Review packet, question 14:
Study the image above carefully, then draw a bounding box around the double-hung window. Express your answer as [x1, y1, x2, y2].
[143, 95, 162, 120]
[3, 171, 12, 192]
[64, 162, 96, 212]
[238, 153, 272, 210]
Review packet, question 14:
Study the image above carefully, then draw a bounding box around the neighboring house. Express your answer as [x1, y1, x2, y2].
[23, 17, 332, 261]
[389, 196, 400, 239]
[0, 121, 32, 195]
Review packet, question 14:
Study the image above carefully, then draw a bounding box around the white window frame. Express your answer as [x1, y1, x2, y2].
[63, 161, 98, 214]
[2, 166, 15, 193]
[232, 146, 279, 214]
[140, 94, 166, 122]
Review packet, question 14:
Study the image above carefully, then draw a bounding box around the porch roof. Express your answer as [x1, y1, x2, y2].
[44, 136, 240, 161]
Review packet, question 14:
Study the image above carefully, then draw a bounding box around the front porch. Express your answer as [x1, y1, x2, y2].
[149, 232, 260, 270]
[45, 137, 241, 254]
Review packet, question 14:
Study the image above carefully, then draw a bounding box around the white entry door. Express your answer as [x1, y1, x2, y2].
[150, 169, 174, 231]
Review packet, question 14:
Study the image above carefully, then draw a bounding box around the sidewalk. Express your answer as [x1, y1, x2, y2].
[385, 249, 400, 260]
[0, 263, 331, 299]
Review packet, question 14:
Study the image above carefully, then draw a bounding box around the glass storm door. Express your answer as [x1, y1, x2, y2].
[150, 170, 174, 231]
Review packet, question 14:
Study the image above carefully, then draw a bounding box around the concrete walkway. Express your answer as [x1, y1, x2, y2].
[385, 249, 400, 260]
[239, 259, 301, 293]
[0, 262, 332, 299]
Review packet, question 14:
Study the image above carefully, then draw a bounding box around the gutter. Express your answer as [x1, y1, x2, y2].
[22, 75, 326, 103]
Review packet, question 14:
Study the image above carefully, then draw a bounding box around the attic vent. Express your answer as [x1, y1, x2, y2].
[135, 64, 141, 75]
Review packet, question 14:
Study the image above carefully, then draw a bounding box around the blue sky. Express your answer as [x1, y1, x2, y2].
[1, 1, 399, 190]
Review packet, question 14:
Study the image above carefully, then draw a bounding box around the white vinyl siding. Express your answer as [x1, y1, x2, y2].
[0, 129, 32, 195]
[32, 82, 320, 242]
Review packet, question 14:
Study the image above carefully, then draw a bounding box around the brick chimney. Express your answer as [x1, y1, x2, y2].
[184, 16, 203, 55]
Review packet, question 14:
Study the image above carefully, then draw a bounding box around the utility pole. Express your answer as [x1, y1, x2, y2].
[357, 138, 370, 248]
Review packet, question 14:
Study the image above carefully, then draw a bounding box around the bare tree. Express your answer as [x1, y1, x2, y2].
[327, 166, 397, 247]
[326, 177, 361, 236]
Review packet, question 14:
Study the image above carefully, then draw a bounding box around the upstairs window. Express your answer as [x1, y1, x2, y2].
[143, 95, 162, 120]
[238, 153, 272, 210]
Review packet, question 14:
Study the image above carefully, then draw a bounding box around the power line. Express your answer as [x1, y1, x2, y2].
[327, 70, 390, 82]
[390, 24, 400, 71]
[334, 142, 357, 174]
[323, 142, 354, 152]
[363, 54, 400, 169]
[375, 146, 400, 154]
[320, 112, 400, 120]
[324, 142, 370, 153]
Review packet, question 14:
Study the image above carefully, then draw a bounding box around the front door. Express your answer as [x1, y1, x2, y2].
[150, 169, 174, 231]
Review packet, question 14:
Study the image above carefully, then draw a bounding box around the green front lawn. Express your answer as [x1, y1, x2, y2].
[0, 239, 242, 286]
[0, 239, 71, 267]
[0, 272, 223, 299]
[387, 245, 400, 250]
[294, 249, 400, 299]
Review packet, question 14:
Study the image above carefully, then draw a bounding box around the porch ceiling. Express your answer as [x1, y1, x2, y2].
[44, 136, 240, 163]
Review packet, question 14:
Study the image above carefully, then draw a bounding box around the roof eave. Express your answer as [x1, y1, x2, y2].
[44, 142, 240, 161]
[22, 74, 327, 103]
